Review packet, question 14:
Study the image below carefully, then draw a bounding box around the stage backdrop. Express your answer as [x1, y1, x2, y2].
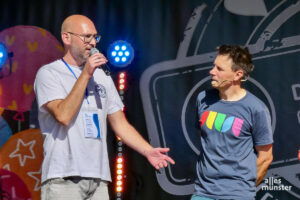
[0, 0, 299, 200]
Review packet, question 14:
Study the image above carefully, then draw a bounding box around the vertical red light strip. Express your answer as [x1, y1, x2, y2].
[115, 71, 126, 200]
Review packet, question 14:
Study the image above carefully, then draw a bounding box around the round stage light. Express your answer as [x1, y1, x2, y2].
[0, 42, 8, 70]
[119, 72, 125, 78]
[117, 164, 123, 169]
[117, 181, 122, 186]
[117, 157, 123, 163]
[107, 40, 134, 68]
[116, 186, 122, 192]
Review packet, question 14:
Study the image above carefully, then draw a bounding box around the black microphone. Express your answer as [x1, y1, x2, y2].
[90, 47, 110, 76]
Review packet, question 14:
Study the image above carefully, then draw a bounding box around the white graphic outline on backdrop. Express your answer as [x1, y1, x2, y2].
[2, 164, 11, 171]
[27, 167, 41, 191]
[9, 139, 36, 167]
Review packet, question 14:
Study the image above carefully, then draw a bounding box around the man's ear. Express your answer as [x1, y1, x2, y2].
[61, 32, 71, 45]
[234, 69, 244, 81]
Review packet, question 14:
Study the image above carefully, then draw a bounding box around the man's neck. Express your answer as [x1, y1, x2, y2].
[218, 85, 246, 101]
[62, 53, 83, 67]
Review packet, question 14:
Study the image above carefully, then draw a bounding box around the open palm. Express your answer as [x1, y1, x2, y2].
[145, 148, 175, 170]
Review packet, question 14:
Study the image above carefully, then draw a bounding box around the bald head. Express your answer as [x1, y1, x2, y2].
[60, 15, 98, 64]
[61, 15, 96, 33]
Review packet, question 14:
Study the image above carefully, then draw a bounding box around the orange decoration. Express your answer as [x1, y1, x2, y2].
[38, 28, 47, 37]
[5, 35, 15, 46]
[0, 129, 43, 200]
[12, 61, 18, 73]
[0, 107, 4, 115]
[23, 83, 33, 95]
[56, 44, 64, 53]
[27, 41, 38, 52]
[7, 100, 17, 110]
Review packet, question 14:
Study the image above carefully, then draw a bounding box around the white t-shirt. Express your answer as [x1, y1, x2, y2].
[34, 59, 124, 183]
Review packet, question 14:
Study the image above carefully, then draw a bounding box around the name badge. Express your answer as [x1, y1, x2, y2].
[82, 111, 101, 139]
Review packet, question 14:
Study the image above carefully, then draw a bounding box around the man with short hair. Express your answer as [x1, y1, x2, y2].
[34, 14, 175, 200]
[191, 45, 273, 200]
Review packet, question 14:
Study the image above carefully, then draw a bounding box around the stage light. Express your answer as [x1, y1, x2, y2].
[114, 72, 127, 200]
[119, 72, 125, 78]
[119, 85, 125, 90]
[117, 164, 123, 169]
[115, 154, 124, 199]
[107, 40, 134, 68]
[118, 71, 127, 91]
[117, 181, 122, 186]
[0, 42, 8, 70]
[116, 186, 122, 192]
[117, 157, 123, 163]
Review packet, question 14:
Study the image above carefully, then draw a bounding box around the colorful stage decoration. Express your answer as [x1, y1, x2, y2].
[0, 129, 43, 200]
[0, 25, 64, 121]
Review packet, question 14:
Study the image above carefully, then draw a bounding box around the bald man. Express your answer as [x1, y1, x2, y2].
[34, 15, 175, 200]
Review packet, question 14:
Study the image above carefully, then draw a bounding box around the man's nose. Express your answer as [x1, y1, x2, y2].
[90, 38, 97, 47]
[209, 67, 215, 75]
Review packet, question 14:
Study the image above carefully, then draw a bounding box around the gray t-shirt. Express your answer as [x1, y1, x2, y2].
[194, 89, 273, 200]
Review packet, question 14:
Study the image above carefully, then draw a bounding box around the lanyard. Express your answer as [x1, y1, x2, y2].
[61, 58, 90, 104]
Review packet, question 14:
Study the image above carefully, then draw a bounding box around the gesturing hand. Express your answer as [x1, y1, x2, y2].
[145, 148, 175, 170]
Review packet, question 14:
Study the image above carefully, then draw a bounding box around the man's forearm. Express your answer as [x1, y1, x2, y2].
[46, 71, 90, 126]
[255, 144, 273, 186]
[256, 157, 272, 186]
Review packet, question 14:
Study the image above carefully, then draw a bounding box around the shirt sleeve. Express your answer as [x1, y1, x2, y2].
[106, 77, 124, 114]
[195, 91, 207, 129]
[34, 67, 66, 112]
[252, 104, 274, 146]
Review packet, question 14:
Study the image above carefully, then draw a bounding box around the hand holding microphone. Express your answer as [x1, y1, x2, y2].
[90, 47, 100, 56]
[83, 47, 106, 77]
[90, 48, 110, 76]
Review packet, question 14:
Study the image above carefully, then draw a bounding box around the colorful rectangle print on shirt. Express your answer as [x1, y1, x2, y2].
[199, 111, 244, 137]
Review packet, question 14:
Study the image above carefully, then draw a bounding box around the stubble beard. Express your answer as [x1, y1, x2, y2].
[70, 46, 87, 66]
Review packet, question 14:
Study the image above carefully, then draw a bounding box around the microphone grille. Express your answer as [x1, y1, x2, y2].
[90, 48, 99, 55]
